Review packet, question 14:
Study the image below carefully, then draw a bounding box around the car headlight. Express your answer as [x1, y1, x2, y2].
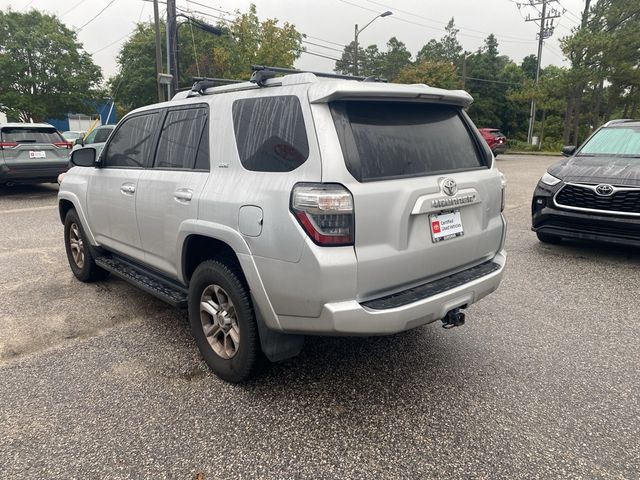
[540, 171, 561, 186]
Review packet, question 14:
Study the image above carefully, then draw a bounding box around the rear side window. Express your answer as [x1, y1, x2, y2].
[1, 127, 63, 144]
[104, 113, 160, 168]
[232, 96, 309, 172]
[93, 127, 113, 143]
[330, 101, 486, 182]
[154, 107, 208, 169]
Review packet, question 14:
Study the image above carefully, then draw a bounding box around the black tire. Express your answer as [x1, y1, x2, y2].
[64, 209, 109, 282]
[536, 231, 562, 244]
[188, 259, 260, 383]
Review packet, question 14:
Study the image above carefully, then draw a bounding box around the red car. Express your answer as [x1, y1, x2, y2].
[479, 128, 507, 156]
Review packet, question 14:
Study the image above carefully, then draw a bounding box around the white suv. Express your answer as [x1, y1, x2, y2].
[59, 67, 507, 382]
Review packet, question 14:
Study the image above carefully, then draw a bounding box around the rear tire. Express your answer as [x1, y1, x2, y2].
[188, 260, 261, 383]
[536, 231, 562, 244]
[64, 209, 109, 282]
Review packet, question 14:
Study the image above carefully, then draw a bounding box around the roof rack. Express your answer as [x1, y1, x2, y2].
[189, 76, 244, 96]
[249, 65, 386, 86]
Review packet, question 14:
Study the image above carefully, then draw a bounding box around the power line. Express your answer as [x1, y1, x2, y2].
[302, 40, 344, 53]
[337, 0, 537, 45]
[304, 34, 346, 48]
[62, 0, 90, 17]
[302, 50, 341, 62]
[363, 0, 538, 42]
[77, 0, 119, 32]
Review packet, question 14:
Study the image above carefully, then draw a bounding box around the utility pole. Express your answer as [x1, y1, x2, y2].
[522, 0, 561, 145]
[153, 0, 165, 102]
[353, 11, 392, 77]
[166, 0, 178, 98]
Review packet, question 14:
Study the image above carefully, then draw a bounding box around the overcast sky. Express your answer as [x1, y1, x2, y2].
[1, 0, 588, 80]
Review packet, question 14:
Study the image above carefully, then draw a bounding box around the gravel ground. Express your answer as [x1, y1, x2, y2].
[1, 155, 639, 479]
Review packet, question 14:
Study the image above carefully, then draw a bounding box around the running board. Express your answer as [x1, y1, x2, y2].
[95, 255, 188, 308]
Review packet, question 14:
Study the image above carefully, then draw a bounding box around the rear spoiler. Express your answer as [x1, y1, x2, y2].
[308, 82, 473, 108]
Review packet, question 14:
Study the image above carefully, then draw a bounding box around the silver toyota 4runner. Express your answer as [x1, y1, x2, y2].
[58, 67, 507, 382]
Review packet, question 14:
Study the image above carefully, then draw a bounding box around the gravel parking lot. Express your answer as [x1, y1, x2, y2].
[1, 154, 639, 479]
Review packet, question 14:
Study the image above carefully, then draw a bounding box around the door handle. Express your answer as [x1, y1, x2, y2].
[173, 188, 193, 202]
[120, 183, 136, 194]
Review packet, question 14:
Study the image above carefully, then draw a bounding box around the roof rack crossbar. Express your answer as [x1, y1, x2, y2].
[190, 76, 244, 96]
[250, 65, 386, 83]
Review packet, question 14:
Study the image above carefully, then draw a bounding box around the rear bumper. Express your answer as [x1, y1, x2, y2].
[492, 144, 507, 154]
[277, 249, 506, 335]
[0, 162, 69, 184]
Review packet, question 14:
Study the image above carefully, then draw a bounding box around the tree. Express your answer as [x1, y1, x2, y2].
[110, 4, 303, 113]
[380, 37, 412, 80]
[0, 9, 102, 122]
[394, 61, 460, 89]
[416, 18, 462, 64]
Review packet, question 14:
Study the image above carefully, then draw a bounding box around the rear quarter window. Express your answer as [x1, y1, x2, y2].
[330, 101, 487, 182]
[232, 95, 309, 172]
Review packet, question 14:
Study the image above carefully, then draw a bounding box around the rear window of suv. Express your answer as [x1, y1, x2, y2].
[330, 101, 486, 182]
[0, 127, 64, 144]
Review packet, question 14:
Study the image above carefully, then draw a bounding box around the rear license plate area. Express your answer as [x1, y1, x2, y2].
[430, 210, 464, 243]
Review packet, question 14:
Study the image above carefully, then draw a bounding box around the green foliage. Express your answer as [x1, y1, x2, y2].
[394, 61, 460, 89]
[110, 4, 303, 112]
[0, 9, 102, 122]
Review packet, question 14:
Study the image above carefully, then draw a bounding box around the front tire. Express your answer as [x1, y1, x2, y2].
[188, 260, 260, 383]
[64, 209, 109, 282]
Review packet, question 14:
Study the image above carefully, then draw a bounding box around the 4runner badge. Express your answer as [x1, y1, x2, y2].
[441, 178, 458, 196]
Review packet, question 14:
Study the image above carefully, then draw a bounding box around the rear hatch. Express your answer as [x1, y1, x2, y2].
[322, 98, 504, 300]
[0, 126, 70, 175]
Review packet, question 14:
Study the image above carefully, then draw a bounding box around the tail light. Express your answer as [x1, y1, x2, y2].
[0, 142, 18, 149]
[54, 141, 72, 149]
[291, 183, 354, 246]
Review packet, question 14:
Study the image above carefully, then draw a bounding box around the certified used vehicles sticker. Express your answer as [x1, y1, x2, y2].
[430, 210, 464, 243]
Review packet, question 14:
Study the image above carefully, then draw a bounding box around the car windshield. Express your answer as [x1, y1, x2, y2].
[1, 127, 64, 144]
[62, 132, 82, 141]
[578, 126, 640, 157]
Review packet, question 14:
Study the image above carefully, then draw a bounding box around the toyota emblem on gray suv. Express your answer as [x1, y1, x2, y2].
[441, 178, 458, 196]
[595, 184, 614, 196]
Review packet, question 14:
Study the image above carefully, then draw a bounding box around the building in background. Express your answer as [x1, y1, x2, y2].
[46, 100, 117, 132]
[0, 112, 7, 124]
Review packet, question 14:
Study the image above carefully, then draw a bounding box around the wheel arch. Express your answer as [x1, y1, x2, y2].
[57, 192, 97, 245]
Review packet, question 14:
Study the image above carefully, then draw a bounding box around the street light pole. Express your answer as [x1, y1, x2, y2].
[353, 10, 392, 76]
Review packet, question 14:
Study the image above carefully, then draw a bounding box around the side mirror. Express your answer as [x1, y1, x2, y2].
[561, 145, 576, 157]
[70, 147, 97, 167]
[74, 138, 84, 146]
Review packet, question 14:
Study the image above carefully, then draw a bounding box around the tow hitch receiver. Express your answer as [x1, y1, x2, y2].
[442, 308, 466, 329]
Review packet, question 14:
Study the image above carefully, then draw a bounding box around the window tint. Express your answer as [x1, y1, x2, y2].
[579, 127, 640, 156]
[232, 96, 309, 172]
[155, 108, 208, 169]
[194, 119, 209, 170]
[93, 127, 113, 143]
[83, 129, 97, 144]
[330, 101, 486, 182]
[1, 127, 64, 144]
[104, 113, 160, 168]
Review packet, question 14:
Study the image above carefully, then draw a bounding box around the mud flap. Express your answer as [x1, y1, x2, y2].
[252, 295, 304, 362]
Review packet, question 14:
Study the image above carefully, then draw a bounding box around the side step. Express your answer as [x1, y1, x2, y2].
[95, 255, 188, 308]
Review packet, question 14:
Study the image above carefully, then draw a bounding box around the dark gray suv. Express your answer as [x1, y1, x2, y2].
[0, 123, 71, 185]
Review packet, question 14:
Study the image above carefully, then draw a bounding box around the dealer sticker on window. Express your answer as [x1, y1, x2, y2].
[430, 210, 464, 243]
[29, 151, 46, 159]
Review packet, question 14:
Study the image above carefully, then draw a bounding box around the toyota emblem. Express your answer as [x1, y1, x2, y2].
[595, 184, 614, 196]
[441, 178, 458, 196]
